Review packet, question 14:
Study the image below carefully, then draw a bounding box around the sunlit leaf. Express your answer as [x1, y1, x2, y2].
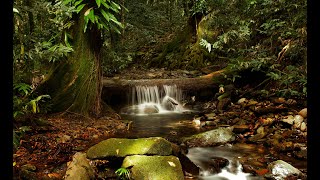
[100, 9, 110, 22]
[13, 8, 19, 13]
[76, 4, 86, 13]
[84, 8, 92, 16]
[96, 0, 101, 8]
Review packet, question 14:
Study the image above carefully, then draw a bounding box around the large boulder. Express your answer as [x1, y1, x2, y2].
[87, 137, 173, 159]
[182, 127, 236, 147]
[64, 152, 95, 180]
[122, 155, 184, 180]
[265, 160, 305, 180]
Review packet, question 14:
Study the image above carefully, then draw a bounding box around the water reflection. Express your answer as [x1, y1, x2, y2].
[119, 113, 200, 139]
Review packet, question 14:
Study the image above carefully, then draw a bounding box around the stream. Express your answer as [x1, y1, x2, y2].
[117, 112, 267, 180]
[113, 85, 306, 179]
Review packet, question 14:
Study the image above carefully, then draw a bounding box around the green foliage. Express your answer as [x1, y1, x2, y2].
[63, 0, 124, 33]
[190, 0, 209, 15]
[199, 38, 211, 53]
[115, 167, 131, 180]
[13, 82, 51, 119]
[101, 49, 133, 75]
[197, 0, 306, 98]
[13, 0, 76, 83]
[267, 65, 307, 97]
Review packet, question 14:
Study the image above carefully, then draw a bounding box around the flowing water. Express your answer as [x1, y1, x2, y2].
[117, 85, 305, 180]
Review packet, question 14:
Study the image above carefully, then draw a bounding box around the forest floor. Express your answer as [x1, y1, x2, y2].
[13, 110, 130, 179]
[13, 67, 307, 179]
[13, 68, 205, 180]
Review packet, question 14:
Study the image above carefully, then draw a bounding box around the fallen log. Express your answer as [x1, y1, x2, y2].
[101, 69, 229, 110]
[102, 69, 227, 91]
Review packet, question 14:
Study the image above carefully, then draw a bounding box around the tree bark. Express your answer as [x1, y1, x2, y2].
[40, 11, 102, 117]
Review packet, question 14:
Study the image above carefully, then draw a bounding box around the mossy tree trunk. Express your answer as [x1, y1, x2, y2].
[42, 13, 103, 117]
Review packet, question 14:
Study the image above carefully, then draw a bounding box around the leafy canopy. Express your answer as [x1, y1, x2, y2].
[63, 0, 124, 33]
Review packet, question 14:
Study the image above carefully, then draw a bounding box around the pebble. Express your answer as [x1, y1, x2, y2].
[294, 115, 304, 124]
[300, 122, 307, 131]
[298, 108, 307, 118]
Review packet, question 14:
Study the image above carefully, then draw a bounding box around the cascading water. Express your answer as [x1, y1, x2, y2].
[121, 84, 188, 115]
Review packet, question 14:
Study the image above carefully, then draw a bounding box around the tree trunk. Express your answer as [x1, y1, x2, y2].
[41, 12, 102, 117]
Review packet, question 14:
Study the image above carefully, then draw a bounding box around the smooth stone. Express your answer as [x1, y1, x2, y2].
[87, 137, 173, 159]
[265, 160, 303, 180]
[298, 108, 307, 118]
[122, 155, 184, 180]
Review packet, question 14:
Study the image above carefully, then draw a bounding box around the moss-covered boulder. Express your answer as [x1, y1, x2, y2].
[87, 137, 173, 159]
[183, 127, 236, 147]
[122, 155, 184, 180]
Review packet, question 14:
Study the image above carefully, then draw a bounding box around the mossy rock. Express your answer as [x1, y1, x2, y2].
[122, 155, 184, 180]
[183, 127, 236, 147]
[87, 137, 173, 159]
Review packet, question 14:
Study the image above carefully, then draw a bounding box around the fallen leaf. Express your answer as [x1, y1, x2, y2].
[255, 168, 268, 175]
[48, 173, 61, 178]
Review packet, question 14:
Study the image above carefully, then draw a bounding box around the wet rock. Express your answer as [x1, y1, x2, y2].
[217, 98, 231, 110]
[207, 157, 229, 174]
[121, 105, 140, 114]
[143, 104, 159, 114]
[122, 155, 184, 180]
[192, 117, 205, 127]
[87, 137, 173, 159]
[183, 127, 236, 147]
[265, 160, 304, 180]
[205, 121, 217, 126]
[298, 108, 307, 118]
[162, 96, 180, 111]
[171, 143, 200, 176]
[64, 152, 95, 180]
[293, 147, 307, 160]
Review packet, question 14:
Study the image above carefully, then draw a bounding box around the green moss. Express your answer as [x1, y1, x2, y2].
[40, 12, 102, 116]
[122, 155, 184, 180]
[86, 137, 173, 159]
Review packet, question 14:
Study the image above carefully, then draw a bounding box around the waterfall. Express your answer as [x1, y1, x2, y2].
[126, 85, 187, 114]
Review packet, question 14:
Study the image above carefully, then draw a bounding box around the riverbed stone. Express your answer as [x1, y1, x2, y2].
[183, 127, 236, 147]
[298, 108, 307, 118]
[87, 137, 173, 159]
[122, 155, 184, 180]
[64, 152, 95, 180]
[265, 160, 303, 180]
